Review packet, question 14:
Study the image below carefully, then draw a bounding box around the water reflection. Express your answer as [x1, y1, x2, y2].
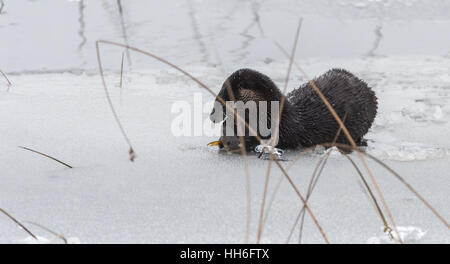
[231, 1, 264, 63]
[187, 0, 211, 65]
[366, 1, 384, 57]
[116, 0, 132, 66]
[77, 0, 87, 65]
[0, 0, 5, 14]
[251, 1, 265, 37]
[367, 24, 383, 57]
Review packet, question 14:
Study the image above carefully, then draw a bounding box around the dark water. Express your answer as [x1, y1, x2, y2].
[1, 0, 450, 73]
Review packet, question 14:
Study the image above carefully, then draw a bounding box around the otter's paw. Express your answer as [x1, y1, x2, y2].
[255, 145, 285, 160]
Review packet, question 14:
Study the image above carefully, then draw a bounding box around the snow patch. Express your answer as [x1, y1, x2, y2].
[19, 236, 81, 244]
[368, 142, 450, 161]
[20, 236, 51, 244]
[367, 226, 427, 244]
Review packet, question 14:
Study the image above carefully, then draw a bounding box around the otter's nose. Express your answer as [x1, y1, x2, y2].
[209, 101, 224, 123]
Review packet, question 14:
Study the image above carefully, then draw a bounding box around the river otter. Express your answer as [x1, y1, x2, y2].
[208, 68, 377, 153]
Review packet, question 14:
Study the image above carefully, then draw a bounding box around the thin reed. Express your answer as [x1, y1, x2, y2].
[19, 146, 73, 169]
[95, 39, 329, 243]
[1, 69, 12, 86]
[0, 208, 38, 241]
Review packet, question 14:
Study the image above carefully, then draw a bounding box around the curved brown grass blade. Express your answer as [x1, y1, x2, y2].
[208, 33, 253, 244]
[24, 221, 68, 244]
[262, 145, 318, 226]
[0, 208, 38, 241]
[95, 40, 327, 243]
[257, 17, 303, 244]
[342, 154, 395, 241]
[287, 148, 332, 244]
[273, 158, 330, 243]
[296, 113, 347, 243]
[320, 142, 450, 230]
[274, 42, 403, 243]
[19, 146, 73, 169]
[96, 41, 135, 162]
[1, 69, 12, 86]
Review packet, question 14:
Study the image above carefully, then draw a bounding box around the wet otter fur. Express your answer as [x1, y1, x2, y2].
[210, 68, 377, 152]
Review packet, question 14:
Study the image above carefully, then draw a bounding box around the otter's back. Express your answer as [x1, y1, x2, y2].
[286, 68, 378, 146]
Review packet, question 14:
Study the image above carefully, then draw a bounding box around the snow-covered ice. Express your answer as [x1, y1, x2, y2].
[1, 57, 449, 244]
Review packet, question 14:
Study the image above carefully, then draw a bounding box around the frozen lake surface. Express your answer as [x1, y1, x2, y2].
[2, 0, 450, 72]
[0, 0, 449, 243]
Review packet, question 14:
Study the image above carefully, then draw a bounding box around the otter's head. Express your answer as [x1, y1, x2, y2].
[209, 68, 283, 123]
[208, 69, 284, 152]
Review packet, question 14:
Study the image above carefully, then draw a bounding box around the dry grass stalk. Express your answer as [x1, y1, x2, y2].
[295, 115, 350, 243]
[19, 146, 73, 169]
[256, 154, 273, 243]
[342, 154, 394, 240]
[274, 42, 404, 243]
[262, 144, 323, 228]
[24, 221, 68, 244]
[210, 36, 253, 244]
[286, 148, 332, 243]
[210, 40, 253, 242]
[256, 18, 303, 244]
[0, 208, 38, 241]
[120, 51, 125, 94]
[95, 40, 328, 243]
[273, 158, 330, 243]
[96, 41, 135, 162]
[1, 69, 12, 86]
[364, 152, 449, 229]
[96, 39, 258, 241]
[320, 142, 449, 230]
[288, 117, 345, 243]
